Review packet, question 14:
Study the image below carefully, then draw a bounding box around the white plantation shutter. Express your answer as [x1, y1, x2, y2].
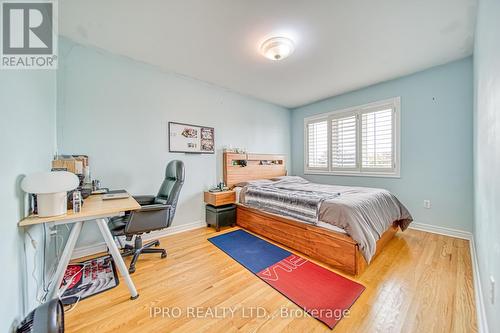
[361, 108, 394, 170]
[307, 120, 328, 169]
[331, 115, 357, 169]
[304, 97, 400, 177]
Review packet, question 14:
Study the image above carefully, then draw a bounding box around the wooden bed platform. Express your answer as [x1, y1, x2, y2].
[237, 204, 398, 276]
[223, 152, 399, 276]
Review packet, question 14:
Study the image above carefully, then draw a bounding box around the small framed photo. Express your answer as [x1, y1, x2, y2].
[168, 122, 215, 154]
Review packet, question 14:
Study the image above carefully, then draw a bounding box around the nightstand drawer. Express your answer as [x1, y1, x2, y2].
[204, 191, 236, 207]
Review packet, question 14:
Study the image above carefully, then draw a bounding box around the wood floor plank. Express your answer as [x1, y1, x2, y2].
[65, 226, 477, 332]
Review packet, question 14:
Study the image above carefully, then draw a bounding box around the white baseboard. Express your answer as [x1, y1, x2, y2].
[71, 220, 206, 259]
[469, 237, 490, 333]
[409, 222, 488, 332]
[409, 222, 473, 240]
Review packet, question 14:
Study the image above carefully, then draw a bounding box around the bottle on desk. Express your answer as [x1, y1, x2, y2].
[72, 191, 82, 213]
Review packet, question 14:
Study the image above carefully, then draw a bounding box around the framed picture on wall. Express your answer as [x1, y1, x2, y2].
[168, 122, 215, 154]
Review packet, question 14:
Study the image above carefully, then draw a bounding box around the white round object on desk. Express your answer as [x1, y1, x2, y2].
[21, 171, 80, 217]
[21, 171, 79, 193]
[37, 192, 68, 217]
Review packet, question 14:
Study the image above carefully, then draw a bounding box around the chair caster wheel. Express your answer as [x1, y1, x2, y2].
[154, 241, 160, 247]
[161, 252, 167, 259]
[129, 267, 136, 274]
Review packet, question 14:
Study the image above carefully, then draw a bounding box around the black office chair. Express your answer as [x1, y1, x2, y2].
[108, 160, 185, 273]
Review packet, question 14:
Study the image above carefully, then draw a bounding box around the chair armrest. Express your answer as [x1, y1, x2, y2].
[133, 195, 156, 206]
[137, 204, 172, 212]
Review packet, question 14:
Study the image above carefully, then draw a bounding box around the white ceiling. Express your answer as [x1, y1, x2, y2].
[60, 0, 477, 108]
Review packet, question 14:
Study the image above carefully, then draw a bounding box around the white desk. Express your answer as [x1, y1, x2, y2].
[19, 195, 141, 300]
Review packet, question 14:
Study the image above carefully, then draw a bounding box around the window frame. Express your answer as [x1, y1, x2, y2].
[304, 97, 401, 178]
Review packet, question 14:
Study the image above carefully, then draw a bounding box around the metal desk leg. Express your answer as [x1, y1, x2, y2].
[96, 218, 139, 300]
[48, 221, 83, 300]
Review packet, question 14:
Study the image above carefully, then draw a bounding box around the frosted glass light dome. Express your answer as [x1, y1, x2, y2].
[260, 37, 295, 61]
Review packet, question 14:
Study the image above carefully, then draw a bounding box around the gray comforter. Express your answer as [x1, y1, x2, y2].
[239, 177, 413, 262]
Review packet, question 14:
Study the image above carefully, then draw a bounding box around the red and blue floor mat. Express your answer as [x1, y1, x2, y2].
[208, 229, 365, 329]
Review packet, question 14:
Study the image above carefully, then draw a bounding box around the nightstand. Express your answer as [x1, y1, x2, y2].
[204, 191, 236, 231]
[203, 190, 236, 207]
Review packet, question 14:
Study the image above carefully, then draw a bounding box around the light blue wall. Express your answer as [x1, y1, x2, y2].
[56, 38, 291, 248]
[473, 0, 500, 330]
[0, 71, 56, 331]
[291, 58, 473, 232]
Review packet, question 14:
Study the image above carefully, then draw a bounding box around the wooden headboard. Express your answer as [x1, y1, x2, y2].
[223, 152, 287, 188]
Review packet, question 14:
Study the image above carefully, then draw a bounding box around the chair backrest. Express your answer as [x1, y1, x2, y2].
[155, 160, 185, 226]
[126, 160, 185, 234]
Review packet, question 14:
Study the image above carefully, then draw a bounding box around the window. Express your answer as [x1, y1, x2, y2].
[304, 97, 400, 177]
[306, 119, 328, 169]
[331, 114, 357, 169]
[361, 108, 393, 170]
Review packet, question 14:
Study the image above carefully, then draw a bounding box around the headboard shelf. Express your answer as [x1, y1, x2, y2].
[223, 152, 287, 188]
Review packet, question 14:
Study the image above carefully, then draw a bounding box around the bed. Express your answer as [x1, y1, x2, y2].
[223, 152, 413, 275]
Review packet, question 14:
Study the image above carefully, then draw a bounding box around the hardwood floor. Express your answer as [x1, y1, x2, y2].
[65, 227, 477, 332]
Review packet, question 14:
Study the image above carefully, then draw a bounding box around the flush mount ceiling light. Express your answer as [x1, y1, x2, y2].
[260, 37, 295, 61]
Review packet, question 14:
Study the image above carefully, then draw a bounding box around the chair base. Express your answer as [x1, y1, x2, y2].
[120, 235, 167, 273]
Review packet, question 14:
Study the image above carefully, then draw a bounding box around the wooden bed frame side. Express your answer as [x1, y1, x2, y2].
[236, 204, 399, 276]
[223, 151, 399, 275]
